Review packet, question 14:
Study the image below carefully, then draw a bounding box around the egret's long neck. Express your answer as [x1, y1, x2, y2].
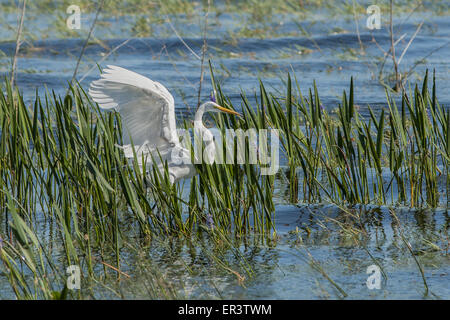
[194, 103, 207, 123]
[194, 104, 210, 138]
[193, 104, 215, 163]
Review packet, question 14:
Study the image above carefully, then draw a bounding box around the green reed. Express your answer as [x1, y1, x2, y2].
[0, 72, 276, 297]
[253, 69, 448, 208]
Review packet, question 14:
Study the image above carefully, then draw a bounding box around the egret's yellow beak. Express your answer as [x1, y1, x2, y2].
[215, 105, 242, 117]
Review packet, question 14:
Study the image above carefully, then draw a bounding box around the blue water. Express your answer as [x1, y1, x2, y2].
[1, 9, 449, 116]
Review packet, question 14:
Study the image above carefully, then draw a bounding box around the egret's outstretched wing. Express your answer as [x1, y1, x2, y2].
[88, 65, 179, 158]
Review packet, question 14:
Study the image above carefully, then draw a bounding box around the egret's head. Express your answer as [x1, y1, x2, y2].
[202, 101, 242, 117]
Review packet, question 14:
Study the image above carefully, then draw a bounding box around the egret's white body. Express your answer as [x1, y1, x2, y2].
[88, 65, 240, 183]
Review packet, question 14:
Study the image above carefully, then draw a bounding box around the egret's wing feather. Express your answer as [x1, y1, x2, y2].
[88, 65, 179, 157]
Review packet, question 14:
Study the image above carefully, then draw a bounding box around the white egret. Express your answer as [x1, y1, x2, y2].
[88, 65, 241, 183]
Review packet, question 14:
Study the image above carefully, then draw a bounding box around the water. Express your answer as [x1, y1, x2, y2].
[0, 2, 449, 299]
[115, 205, 449, 299]
[1, 202, 447, 299]
[1, 7, 449, 116]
